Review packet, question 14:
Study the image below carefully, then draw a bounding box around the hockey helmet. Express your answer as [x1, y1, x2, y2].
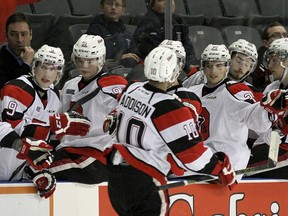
[263, 38, 288, 68]
[201, 44, 230, 69]
[144, 47, 177, 83]
[71, 34, 106, 73]
[32, 44, 65, 85]
[159, 39, 186, 81]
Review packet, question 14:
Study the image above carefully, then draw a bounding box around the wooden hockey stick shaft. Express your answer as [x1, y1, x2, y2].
[158, 130, 282, 191]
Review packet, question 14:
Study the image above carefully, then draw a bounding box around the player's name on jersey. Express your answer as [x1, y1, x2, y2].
[120, 95, 153, 118]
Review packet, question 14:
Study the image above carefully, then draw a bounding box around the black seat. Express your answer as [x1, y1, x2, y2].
[68, 24, 90, 46]
[15, 4, 34, 13]
[125, 0, 148, 25]
[188, 26, 226, 60]
[220, 0, 280, 31]
[179, 14, 206, 27]
[174, 0, 189, 15]
[257, 0, 288, 25]
[47, 14, 95, 61]
[33, 0, 71, 19]
[187, 0, 245, 29]
[68, 0, 101, 16]
[24, 13, 56, 50]
[222, 25, 262, 49]
[124, 24, 137, 34]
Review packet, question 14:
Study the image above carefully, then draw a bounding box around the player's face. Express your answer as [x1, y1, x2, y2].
[34, 63, 60, 88]
[267, 54, 288, 81]
[101, 0, 125, 22]
[6, 21, 32, 56]
[74, 57, 99, 80]
[152, 0, 175, 14]
[203, 61, 228, 87]
[230, 53, 254, 81]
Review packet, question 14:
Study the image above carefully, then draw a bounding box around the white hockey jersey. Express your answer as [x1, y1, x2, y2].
[110, 82, 226, 184]
[57, 72, 127, 160]
[188, 79, 273, 180]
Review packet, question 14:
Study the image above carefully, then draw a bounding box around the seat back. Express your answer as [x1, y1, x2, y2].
[68, 0, 101, 16]
[33, 0, 71, 19]
[188, 26, 226, 60]
[68, 24, 90, 46]
[24, 13, 56, 50]
[222, 25, 262, 48]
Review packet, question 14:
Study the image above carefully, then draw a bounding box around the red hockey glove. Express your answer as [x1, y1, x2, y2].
[16, 138, 54, 170]
[260, 89, 288, 115]
[215, 152, 237, 190]
[50, 111, 91, 139]
[102, 110, 117, 135]
[25, 166, 56, 199]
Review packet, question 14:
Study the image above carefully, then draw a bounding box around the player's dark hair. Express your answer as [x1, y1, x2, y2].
[261, 21, 284, 40]
[5, 13, 31, 33]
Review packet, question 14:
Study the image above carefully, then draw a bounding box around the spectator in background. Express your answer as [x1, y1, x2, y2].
[0, 12, 35, 88]
[133, 0, 199, 74]
[87, 0, 139, 70]
[0, 0, 40, 43]
[251, 22, 287, 91]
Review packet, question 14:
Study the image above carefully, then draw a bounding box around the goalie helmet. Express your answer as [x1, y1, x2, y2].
[201, 44, 230, 68]
[32, 44, 65, 86]
[159, 39, 186, 81]
[144, 47, 177, 83]
[72, 34, 106, 73]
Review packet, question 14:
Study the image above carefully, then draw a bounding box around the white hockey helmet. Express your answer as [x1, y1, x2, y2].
[201, 44, 230, 69]
[228, 39, 258, 81]
[159, 39, 186, 81]
[263, 38, 288, 68]
[144, 46, 177, 83]
[32, 44, 65, 85]
[72, 34, 106, 73]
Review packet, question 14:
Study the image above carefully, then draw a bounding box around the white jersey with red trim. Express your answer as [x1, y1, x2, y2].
[1, 75, 60, 140]
[57, 72, 127, 154]
[112, 82, 224, 183]
[182, 70, 204, 87]
[188, 80, 273, 179]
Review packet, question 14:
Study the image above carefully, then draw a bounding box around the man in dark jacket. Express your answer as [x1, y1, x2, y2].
[87, 0, 139, 69]
[0, 13, 34, 88]
[133, 0, 199, 73]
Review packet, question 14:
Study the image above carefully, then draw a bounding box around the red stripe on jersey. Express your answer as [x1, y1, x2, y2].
[6, 119, 22, 128]
[228, 82, 257, 99]
[176, 141, 208, 164]
[33, 126, 50, 140]
[2, 85, 34, 107]
[114, 144, 167, 184]
[167, 154, 185, 176]
[98, 75, 128, 88]
[154, 106, 191, 131]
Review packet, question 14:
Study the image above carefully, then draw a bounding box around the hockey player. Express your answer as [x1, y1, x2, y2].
[49, 34, 128, 184]
[247, 38, 288, 179]
[183, 39, 259, 90]
[0, 44, 91, 198]
[106, 46, 237, 216]
[186, 44, 288, 182]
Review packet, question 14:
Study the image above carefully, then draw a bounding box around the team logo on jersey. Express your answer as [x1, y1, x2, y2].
[36, 106, 41, 112]
[112, 87, 122, 94]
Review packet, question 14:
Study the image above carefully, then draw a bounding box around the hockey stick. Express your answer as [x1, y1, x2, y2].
[158, 130, 281, 191]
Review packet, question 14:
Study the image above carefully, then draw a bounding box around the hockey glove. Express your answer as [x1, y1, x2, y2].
[16, 138, 54, 170]
[24, 166, 56, 199]
[50, 111, 91, 139]
[102, 110, 117, 135]
[215, 152, 237, 190]
[260, 89, 288, 116]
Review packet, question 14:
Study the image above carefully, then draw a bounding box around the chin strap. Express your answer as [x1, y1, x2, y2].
[280, 63, 288, 83]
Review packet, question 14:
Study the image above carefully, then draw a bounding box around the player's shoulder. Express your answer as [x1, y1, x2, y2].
[2, 76, 35, 98]
[97, 73, 128, 88]
[226, 80, 254, 94]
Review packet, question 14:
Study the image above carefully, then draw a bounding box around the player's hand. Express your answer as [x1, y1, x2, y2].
[102, 110, 117, 135]
[25, 166, 56, 199]
[50, 111, 91, 139]
[215, 152, 237, 190]
[260, 89, 288, 115]
[20, 46, 35, 65]
[16, 138, 54, 170]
